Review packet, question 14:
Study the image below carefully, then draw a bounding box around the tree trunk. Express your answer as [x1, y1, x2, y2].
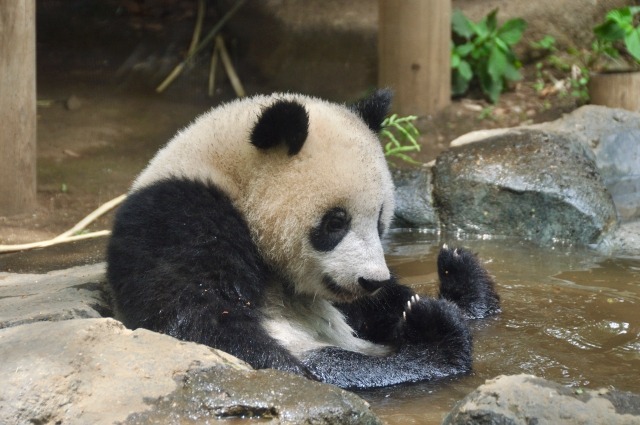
[378, 0, 451, 116]
[0, 1, 37, 216]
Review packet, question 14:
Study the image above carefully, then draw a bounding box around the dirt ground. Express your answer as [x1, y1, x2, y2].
[0, 1, 581, 270]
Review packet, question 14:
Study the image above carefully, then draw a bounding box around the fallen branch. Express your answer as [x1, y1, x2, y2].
[0, 194, 126, 254]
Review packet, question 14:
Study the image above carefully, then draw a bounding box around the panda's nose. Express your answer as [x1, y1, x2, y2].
[358, 277, 390, 293]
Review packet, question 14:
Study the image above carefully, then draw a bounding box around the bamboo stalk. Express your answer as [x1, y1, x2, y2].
[156, 0, 246, 93]
[0, 194, 126, 254]
[216, 35, 246, 97]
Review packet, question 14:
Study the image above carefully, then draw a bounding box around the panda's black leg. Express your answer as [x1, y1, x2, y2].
[437, 245, 500, 319]
[304, 297, 472, 389]
[107, 179, 311, 378]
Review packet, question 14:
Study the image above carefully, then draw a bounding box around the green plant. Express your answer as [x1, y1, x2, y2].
[593, 6, 640, 66]
[381, 114, 421, 165]
[530, 35, 590, 103]
[451, 9, 527, 103]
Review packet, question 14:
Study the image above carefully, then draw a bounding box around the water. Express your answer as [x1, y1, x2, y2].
[362, 228, 640, 425]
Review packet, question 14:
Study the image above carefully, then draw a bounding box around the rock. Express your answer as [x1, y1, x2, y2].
[0, 266, 382, 424]
[451, 106, 640, 222]
[443, 374, 640, 425]
[0, 263, 110, 329]
[540, 106, 640, 222]
[393, 165, 439, 228]
[598, 220, 640, 256]
[433, 129, 618, 245]
[0, 318, 381, 425]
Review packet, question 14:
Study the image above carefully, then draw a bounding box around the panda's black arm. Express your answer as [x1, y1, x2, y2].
[336, 279, 416, 345]
[437, 245, 501, 319]
[305, 297, 473, 389]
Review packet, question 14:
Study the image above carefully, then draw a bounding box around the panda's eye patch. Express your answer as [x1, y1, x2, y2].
[310, 207, 351, 252]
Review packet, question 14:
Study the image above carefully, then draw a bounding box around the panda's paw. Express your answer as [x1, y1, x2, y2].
[437, 244, 500, 319]
[402, 297, 471, 351]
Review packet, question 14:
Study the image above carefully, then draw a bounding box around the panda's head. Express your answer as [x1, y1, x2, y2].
[239, 90, 395, 302]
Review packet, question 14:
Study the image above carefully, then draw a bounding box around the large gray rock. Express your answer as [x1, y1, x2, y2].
[0, 318, 381, 425]
[452, 106, 640, 222]
[0, 263, 110, 329]
[541, 106, 640, 222]
[434, 129, 618, 245]
[443, 374, 640, 425]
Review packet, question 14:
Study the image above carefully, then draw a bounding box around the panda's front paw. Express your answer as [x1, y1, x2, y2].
[437, 244, 500, 319]
[402, 297, 471, 351]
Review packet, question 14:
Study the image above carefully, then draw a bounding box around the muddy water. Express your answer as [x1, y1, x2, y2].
[363, 229, 640, 425]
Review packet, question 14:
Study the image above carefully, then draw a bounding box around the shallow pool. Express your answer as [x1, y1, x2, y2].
[361, 229, 640, 425]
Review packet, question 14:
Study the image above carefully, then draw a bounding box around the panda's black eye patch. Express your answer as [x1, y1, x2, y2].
[310, 207, 351, 252]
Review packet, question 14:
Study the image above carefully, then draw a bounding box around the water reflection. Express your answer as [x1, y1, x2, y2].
[365, 229, 640, 425]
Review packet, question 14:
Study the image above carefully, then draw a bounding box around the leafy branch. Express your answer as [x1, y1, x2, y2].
[381, 114, 421, 165]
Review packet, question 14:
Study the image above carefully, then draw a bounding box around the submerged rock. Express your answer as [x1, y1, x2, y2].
[443, 374, 640, 425]
[433, 129, 618, 245]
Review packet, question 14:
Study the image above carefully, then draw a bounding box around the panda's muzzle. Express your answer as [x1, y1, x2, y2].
[358, 277, 390, 294]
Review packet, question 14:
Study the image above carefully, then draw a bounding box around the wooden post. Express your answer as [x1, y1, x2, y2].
[589, 72, 640, 112]
[378, 0, 451, 116]
[0, 1, 37, 216]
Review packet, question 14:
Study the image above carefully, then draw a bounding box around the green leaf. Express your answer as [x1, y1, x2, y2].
[605, 8, 632, 27]
[485, 9, 498, 32]
[455, 42, 474, 57]
[452, 70, 471, 96]
[488, 44, 508, 81]
[594, 20, 626, 42]
[452, 9, 475, 38]
[625, 27, 640, 62]
[451, 52, 461, 68]
[498, 18, 527, 45]
[458, 59, 473, 81]
[502, 62, 522, 81]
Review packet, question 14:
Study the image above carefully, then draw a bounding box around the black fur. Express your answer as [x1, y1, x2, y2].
[108, 178, 501, 389]
[350, 89, 393, 133]
[107, 179, 309, 377]
[437, 246, 501, 319]
[309, 207, 351, 252]
[324, 248, 499, 389]
[250, 99, 309, 155]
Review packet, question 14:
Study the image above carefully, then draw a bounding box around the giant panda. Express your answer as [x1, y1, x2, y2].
[107, 90, 500, 389]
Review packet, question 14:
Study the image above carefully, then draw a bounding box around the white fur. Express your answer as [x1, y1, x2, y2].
[261, 283, 390, 357]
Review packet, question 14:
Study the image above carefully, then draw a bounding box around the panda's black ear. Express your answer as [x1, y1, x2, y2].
[251, 99, 309, 156]
[350, 89, 393, 133]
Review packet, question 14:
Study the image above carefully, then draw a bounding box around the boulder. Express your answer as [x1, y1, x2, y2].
[0, 263, 110, 329]
[0, 266, 382, 425]
[540, 106, 640, 222]
[451, 106, 640, 222]
[433, 129, 618, 245]
[443, 374, 640, 425]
